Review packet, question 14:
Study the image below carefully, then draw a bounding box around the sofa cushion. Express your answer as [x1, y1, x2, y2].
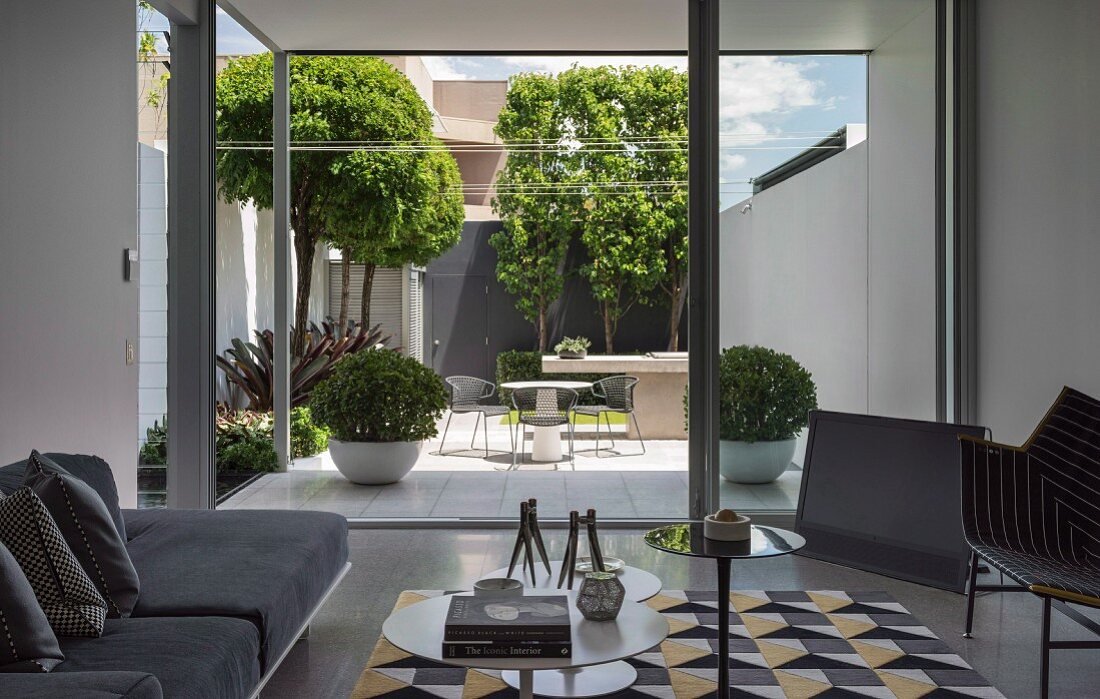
[0, 542, 64, 672]
[123, 508, 348, 671]
[0, 671, 162, 699]
[57, 616, 260, 699]
[0, 454, 125, 541]
[0, 489, 107, 637]
[24, 452, 140, 618]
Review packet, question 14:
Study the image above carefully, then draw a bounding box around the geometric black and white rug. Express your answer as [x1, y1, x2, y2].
[352, 590, 1004, 698]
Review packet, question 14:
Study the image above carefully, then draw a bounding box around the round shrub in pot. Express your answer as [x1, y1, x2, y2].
[309, 349, 447, 484]
[718, 345, 817, 484]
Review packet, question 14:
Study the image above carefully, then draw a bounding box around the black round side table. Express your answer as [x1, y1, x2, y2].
[644, 523, 806, 699]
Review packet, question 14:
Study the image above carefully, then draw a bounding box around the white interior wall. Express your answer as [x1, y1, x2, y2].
[975, 0, 1100, 442]
[866, 3, 937, 420]
[0, 1, 139, 504]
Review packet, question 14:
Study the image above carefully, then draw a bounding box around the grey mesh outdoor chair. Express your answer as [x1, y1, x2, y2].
[510, 386, 579, 470]
[574, 375, 646, 457]
[438, 376, 513, 457]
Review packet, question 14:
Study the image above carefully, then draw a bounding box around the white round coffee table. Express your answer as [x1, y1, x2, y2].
[482, 560, 662, 603]
[382, 592, 668, 699]
[500, 380, 592, 462]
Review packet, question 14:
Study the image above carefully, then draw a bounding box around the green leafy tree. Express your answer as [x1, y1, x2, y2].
[621, 67, 688, 350]
[559, 66, 669, 353]
[328, 146, 464, 328]
[491, 73, 572, 352]
[215, 54, 462, 353]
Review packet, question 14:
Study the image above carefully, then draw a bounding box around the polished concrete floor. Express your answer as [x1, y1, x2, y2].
[260, 528, 1100, 699]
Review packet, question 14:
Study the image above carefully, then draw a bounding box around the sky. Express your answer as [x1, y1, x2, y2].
[142, 7, 867, 210]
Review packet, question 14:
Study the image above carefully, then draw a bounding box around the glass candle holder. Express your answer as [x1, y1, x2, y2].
[575, 572, 625, 621]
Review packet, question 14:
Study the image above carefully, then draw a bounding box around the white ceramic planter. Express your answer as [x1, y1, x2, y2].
[327, 439, 421, 485]
[719, 438, 797, 484]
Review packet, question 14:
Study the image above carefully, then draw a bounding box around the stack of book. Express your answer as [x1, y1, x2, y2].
[443, 594, 572, 659]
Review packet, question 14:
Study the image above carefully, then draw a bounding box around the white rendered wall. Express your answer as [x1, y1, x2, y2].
[0, 1, 139, 504]
[975, 0, 1100, 442]
[138, 143, 169, 444]
[866, 4, 937, 420]
[215, 199, 327, 404]
[719, 143, 870, 418]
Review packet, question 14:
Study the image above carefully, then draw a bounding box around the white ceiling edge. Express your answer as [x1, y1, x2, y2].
[217, 0, 931, 54]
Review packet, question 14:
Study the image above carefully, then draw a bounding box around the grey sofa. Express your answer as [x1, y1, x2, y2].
[0, 455, 350, 699]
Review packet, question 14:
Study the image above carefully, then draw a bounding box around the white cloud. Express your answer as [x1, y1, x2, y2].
[718, 56, 822, 139]
[499, 55, 686, 75]
[421, 56, 473, 81]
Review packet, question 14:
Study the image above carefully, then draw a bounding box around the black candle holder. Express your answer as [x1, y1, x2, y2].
[506, 498, 551, 580]
[558, 508, 606, 590]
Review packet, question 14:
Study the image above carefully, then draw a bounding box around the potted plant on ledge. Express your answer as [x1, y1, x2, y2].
[555, 336, 591, 359]
[718, 345, 817, 484]
[309, 348, 447, 484]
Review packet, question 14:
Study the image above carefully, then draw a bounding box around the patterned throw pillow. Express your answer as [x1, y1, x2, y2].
[25, 451, 140, 617]
[0, 542, 64, 672]
[0, 488, 107, 637]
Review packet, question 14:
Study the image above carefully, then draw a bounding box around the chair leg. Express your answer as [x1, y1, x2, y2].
[630, 412, 646, 455]
[509, 420, 519, 470]
[482, 412, 491, 458]
[964, 550, 979, 638]
[606, 411, 616, 450]
[469, 412, 481, 450]
[1041, 595, 1051, 699]
[437, 412, 454, 455]
[592, 411, 603, 457]
[568, 421, 576, 470]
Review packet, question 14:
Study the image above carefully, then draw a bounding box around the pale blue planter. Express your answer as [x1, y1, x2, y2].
[719, 439, 797, 484]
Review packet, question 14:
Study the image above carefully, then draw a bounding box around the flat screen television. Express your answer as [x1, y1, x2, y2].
[794, 411, 987, 592]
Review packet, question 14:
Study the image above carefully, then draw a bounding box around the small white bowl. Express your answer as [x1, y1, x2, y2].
[704, 514, 752, 541]
[473, 577, 524, 597]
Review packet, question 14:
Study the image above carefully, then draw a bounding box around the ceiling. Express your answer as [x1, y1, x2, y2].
[218, 0, 932, 54]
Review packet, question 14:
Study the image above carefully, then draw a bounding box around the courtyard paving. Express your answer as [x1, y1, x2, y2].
[219, 411, 803, 519]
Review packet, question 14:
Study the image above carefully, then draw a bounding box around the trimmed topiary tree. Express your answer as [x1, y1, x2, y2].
[717, 345, 817, 443]
[310, 349, 447, 443]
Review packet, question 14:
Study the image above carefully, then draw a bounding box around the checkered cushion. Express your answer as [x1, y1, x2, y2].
[0, 488, 107, 637]
[24, 451, 140, 618]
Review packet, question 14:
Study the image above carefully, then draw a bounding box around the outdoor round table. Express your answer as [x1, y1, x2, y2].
[382, 592, 668, 699]
[500, 380, 593, 462]
[482, 560, 663, 603]
[644, 523, 806, 699]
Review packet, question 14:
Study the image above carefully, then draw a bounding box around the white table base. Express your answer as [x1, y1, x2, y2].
[503, 662, 637, 699]
[530, 425, 564, 461]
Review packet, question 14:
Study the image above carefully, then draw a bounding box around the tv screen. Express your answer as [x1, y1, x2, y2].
[795, 411, 987, 592]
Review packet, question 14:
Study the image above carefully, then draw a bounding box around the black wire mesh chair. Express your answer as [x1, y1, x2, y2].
[959, 386, 1100, 698]
[437, 376, 513, 457]
[510, 387, 578, 470]
[574, 375, 645, 457]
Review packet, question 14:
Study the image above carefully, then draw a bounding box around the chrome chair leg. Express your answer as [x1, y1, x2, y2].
[470, 412, 481, 450]
[631, 412, 646, 455]
[606, 411, 617, 450]
[437, 411, 454, 455]
[568, 421, 576, 470]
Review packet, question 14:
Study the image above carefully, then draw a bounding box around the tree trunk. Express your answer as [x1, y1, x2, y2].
[359, 262, 376, 329]
[537, 306, 548, 352]
[292, 234, 316, 358]
[337, 251, 351, 331]
[603, 305, 615, 354]
[666, 280, 688, 352]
